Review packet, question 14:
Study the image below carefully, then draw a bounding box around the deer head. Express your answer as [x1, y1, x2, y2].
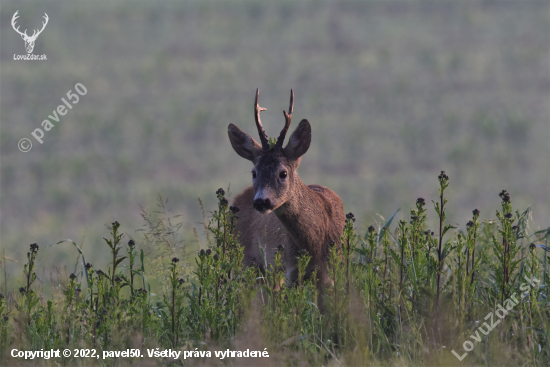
[228, 89, 311, 214]
[11, 11, 49, 54]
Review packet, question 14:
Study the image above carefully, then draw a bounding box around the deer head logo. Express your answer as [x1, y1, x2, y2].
[11, 11, 49, 54]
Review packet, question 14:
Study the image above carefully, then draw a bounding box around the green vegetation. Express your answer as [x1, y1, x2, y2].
[0, 172, 549, 366]
[1, 0, 548, 276]
[1, 1, 548, 365]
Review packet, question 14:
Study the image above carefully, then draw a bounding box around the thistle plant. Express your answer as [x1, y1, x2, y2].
[465, 209, 480, 311]
[343, 212, 356, 295]
[380, 227, 390, 302]
[467, 209, 480, 286]
[62, 272, 79, 345]
[357, 225, 380, 305]
[127, 239, 137, 297]
[104, 221, 126, 286]
[453, 232, 467, 319]
[294, 249, 312, 319]
[91, 269, 109, 348]
[493, 190, 522, 303]
[16, 244, 40, 328]
[328, 233, 348, 347]
[163, 257, 185, 347]
[185, 189, 254, 342]
[424, 229, 436, 290]
[432, 171, 455, 310]
[262, 244, 287, 333]
[397, 219, 408, 307]
[410, 198, 428, 260]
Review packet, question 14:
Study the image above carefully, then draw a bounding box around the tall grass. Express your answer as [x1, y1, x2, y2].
[0, 173, 548, 366]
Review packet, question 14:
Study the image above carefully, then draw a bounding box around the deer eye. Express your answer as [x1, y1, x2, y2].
[252, 171, 256, 179]
[279, 171, 287, 179]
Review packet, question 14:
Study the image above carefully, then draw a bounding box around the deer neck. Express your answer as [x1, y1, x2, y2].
[273, 176, 326, 250]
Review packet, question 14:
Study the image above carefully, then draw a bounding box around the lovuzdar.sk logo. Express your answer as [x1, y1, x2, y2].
[12, 10, 48, 61]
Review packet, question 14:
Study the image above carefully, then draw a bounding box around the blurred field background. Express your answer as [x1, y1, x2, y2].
[1, 0, 549, 284]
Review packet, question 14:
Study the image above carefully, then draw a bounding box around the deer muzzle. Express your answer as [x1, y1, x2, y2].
[253, 197, 273, 213]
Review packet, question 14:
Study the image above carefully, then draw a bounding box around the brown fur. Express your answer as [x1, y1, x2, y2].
[228, 90, 345, 303]
[233, 182, 344, 287]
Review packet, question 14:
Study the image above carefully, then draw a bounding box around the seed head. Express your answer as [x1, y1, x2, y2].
[96, 270, 105, 276]
[19, 287, 26, 294]
[329, 240, 336, 248]
[69, 273, 77, 280]
[298, 249, 308, 257]
[216, 188, 225, 196]
[3, 316, 8, 321]
[220, 197, 229, 207]
[128, 239, 135, 247]
[199, 249, 205, 257]
[115, 276, 122, 283]
[213, 254, 219, 261]
[76, 287, 81, 293]
[229, 205, 240, 214]
[472, 209, 480, 217]
[30, 243, 39, 252]
[368, 225, 375, 233]
[499, 190, 511, 203]
[0, 294, 4, 299]
[276, 243, 285, 253]
[178, 278, 185, 285]
[529, 243, 536, 250]
[206, 249, 212, 256]
[416, 197, 426, 207]
[86, 263, 93, 270]
[438, 171, 449, 182]
[466, 221, 474, 229]
[171, 257, 179, 263]
[346, 212, 355, 221]
[504, 212, 513, 219]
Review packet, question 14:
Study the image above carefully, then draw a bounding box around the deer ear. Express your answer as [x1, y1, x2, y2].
[228, 123, 262, 162]
[284, 119, 311, 161]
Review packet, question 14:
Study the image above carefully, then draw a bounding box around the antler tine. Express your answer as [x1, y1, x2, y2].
[11, 11, 27, 37]
[254, 88, 269, 151]
[32, 13, 49, 39]
[275, 89, 294, 151]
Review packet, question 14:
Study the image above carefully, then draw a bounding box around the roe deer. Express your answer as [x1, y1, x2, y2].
[227, 89, 345, 299]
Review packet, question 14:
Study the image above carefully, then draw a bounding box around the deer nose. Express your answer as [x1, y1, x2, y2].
[253, 198, 272, 212]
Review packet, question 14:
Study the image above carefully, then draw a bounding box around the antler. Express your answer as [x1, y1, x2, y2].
[254, 88, 269, 151]
[29, 13, 48, 40]
[11, 11, 28, 38]
[274, 89, 294, 151]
